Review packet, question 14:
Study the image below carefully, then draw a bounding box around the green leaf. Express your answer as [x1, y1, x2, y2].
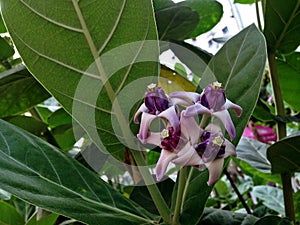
[47, 108, 72, 128]
[173, 168, 213, 225]
[0, 119, 155, 224]
[0, 200, 24, 225]
[5, 116, 48, 137]
[174, 62, 187, 77]
[252, 185, 285, 215]
[177, 0, 223, 37]
[199, 208, 259, 225]
[51, 124, 85, 151]
[0, 36, 14, 60]
[267, 134, 300, 174]
[169, 41, 212, 86]
[155, 5, 199, 40]
[234, 0, 255, 4]
[233, 158, 281, 185]
[263, 0, 300, 54]
[236, 137, 271, 173]
[200, 24, 267, 145]
[277, 52, 300, 111]
[178, 24, 266, 225]
[128, 178, 175, 215]
[0, 189, 11, 201]
[153, 0, 175, 10]
[1, 0, 159, 157]
[0, 16, 6, 33]
[254, 215, 292, 225]
[0, 65, 50, 118]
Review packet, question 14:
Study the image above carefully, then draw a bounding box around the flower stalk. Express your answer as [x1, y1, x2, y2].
[173, 167, 188, 225]
[131, 150, 171, 224]
[268, 52, 295, 223]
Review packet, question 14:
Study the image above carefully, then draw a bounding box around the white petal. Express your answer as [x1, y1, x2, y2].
[137, 113, 157, 143]
[172, 144, 203, 166]
[224, 139, 236, 158]
[134, 103, 148, 123]
[156, 150, 177, 181]
[206, 158, 224, 186]
[180, 112, 203, 144]
[225, 99, 242, 117]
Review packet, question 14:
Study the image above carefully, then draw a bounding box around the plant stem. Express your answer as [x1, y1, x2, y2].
[224, 169, 252, 214]
[255, 0, 263, 32]
[131, 150, 171, 224]
[173, 167, 188, 225]
[268, 52, 295, 223]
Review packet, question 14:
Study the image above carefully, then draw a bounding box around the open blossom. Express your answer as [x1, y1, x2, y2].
[134, 83, 179, 143]
[134, 83, 241, 186]
[170, 81, 242, 140]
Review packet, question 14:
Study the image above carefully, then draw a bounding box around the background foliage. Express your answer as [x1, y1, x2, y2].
[0, 0, 299, 224]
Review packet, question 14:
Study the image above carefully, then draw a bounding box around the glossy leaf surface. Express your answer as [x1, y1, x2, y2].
[1, 0, 159, 157]
[0, 119, 155, 225]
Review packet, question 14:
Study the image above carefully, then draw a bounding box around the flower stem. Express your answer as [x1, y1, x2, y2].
[224, 169, 252, 214]
[131, 150, 171, 224]
[173, 167, 187, 225]
[268, 52, 295, 223]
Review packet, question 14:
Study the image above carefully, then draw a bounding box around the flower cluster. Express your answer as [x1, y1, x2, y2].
[134, 82, 242, 186]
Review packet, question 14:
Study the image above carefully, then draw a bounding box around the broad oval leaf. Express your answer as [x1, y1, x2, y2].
[199, 207, 259, 225]
[179, 24, 266, 225]
[0, 36, 14, 60]
[155, 5, 199, 40]
[267, 134, 300, 174]
[277, 52, 300, 111]
[236, 137, 271, 173]
[177, 0, 223, 37]
[254, 215, 292, 225]
[263, 0, 300, 54]
[0, 65, 50, 118]
[0, 119, 155, 225]
[1, 0, 159, 157]
[252, 186, 285, 216]
[0, 200, 24, 225]
[200, 24, 267, 145]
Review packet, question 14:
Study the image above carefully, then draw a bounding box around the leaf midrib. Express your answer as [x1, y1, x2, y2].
[0, 125, 153, 223]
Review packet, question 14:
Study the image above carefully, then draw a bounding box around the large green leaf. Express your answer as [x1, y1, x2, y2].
[252, 185, 285, 215]
[236, 137, 271, 173]
[263, 0, 300, 54]
[0, 36, 14, 60]
[0, 200, 24, 225]
[277, 52, 300, 111]
[0, 65, 50, 118]
[1, 0, 159, 157]
[0, 119, 155, 225]
[254, 215, 292, 225]
[175, 168, 213, 225]
[0, 16, 6, 33]
[153, 0, 175, 10]
[177, 0, 223, 37]
[199, 208, 259, 225]
[267, 134, 300, 174]
[200, 24, 267, 145]
[177, 24, 266, 225]
[155, 5, 199, 40]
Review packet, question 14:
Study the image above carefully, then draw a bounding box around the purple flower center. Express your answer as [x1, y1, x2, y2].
[161, 127, 181, 151]
[195, 131, 226, 160]
[144, 84, 171, 115]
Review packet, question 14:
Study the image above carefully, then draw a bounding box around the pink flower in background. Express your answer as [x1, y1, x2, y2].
[243, 122, 277, 143]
